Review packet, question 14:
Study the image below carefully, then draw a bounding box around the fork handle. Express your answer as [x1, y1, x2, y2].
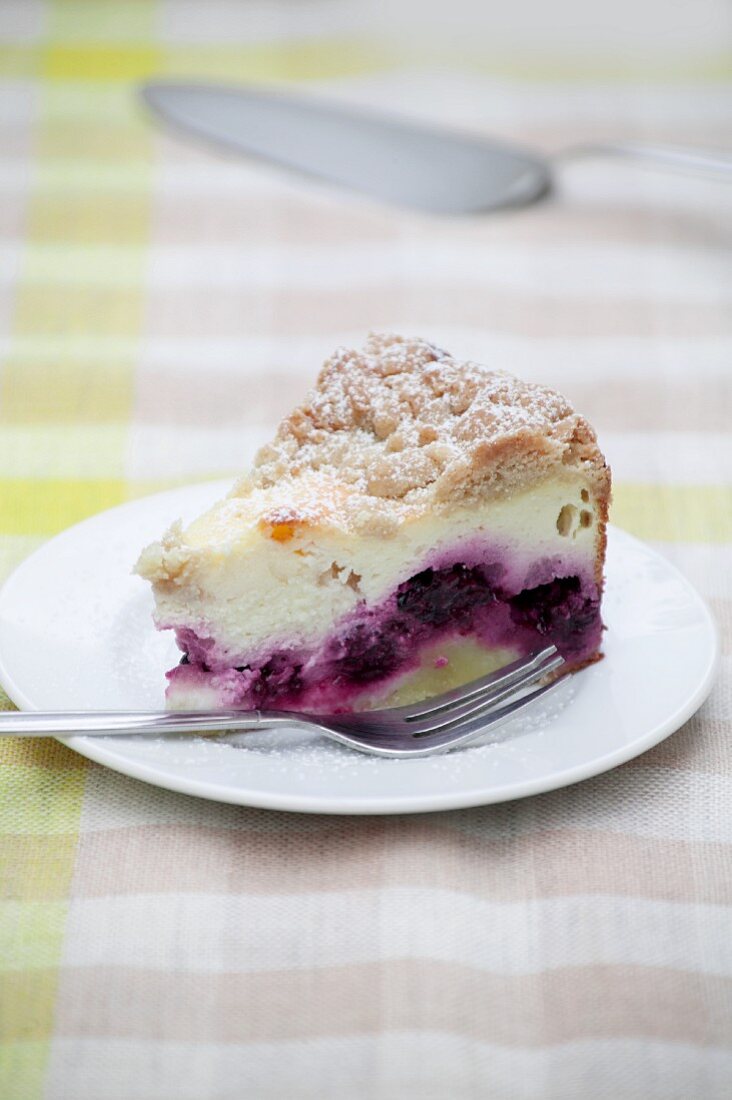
[0, 710, 288, 737]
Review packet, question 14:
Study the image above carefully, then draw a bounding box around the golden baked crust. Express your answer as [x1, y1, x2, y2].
[233, 333, 611, 536]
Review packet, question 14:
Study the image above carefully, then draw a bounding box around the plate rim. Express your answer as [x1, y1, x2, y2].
[0, 482, 720, 814]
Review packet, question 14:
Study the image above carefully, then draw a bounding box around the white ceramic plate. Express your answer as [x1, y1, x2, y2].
[0, 480, 718, 814]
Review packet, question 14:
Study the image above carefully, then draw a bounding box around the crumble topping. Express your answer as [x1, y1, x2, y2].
[231, 333, 609, 532]
[136, 333, 611, 584]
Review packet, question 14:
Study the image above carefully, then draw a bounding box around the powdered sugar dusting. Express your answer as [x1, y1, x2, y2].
[235, 333, 608, 535]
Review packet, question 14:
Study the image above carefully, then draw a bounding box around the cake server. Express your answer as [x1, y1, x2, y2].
[141, 81, 732, 214]
[0, 646, 564, 758]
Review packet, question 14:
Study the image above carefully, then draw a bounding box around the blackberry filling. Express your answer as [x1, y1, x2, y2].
[510, 576, 600, 651]
[254, 654, 303, 703]
[396, 564, 496, 626]
[331, 618, 412, 684]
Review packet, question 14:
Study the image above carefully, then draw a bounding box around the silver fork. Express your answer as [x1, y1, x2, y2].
[0, 647, 564, 758]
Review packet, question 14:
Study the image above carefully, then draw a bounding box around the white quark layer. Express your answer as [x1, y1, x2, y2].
[151, 473, 600, 663]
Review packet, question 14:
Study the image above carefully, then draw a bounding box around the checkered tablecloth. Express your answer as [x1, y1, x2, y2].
[1, 2, 731, 1098]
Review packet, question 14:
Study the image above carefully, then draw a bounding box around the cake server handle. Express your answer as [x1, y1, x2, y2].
[555, 141, 732, 181]
[0, 711, 295, 737]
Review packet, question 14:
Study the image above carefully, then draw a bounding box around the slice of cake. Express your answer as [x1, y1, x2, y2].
[136, 335, 610, 712]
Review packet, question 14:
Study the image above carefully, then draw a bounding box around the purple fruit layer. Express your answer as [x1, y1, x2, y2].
[165, 549, 603, 713]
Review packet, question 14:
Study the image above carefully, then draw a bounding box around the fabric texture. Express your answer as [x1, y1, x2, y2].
[1, 1, 731, 1097]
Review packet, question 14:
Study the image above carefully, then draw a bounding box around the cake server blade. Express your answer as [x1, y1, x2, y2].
[140, 81, 550, 214]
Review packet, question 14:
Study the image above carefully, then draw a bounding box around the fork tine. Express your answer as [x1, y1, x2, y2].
[413, 677, 566, 751]
[318, 676, 568, 758]
[409, 652, 564, 736]
[396, 646, 559, 723]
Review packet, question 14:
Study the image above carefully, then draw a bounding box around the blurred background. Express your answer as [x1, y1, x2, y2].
[0, 0, 730, 577]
